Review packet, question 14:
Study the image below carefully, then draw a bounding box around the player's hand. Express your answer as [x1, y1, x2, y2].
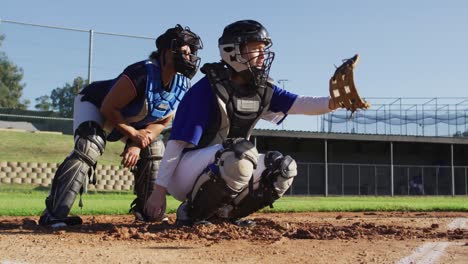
[131, 129, 152, 148]
[145, 184, 167, 221]
[328, 98, 340, 110]
[120, 146, 141, 168]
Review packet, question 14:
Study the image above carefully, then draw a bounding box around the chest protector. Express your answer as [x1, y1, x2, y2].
[107, 60, 189, 141]
[197, 63, 273, 148]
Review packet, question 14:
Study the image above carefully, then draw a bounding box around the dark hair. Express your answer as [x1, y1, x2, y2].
[156, 25, 185, 51]
[149, 24, 202, 61]
[148, 51, 159, 60]
[147, 25, 185, 61]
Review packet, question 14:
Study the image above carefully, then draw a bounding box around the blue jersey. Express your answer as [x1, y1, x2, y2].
[80, 59, 189, 141]
[170, 76, 298, 146]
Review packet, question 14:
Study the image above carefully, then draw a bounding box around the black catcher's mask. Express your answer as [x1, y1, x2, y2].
[218, 20, 275, 88]
[156, 24, 203, 79]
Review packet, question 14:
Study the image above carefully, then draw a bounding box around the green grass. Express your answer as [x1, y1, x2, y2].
[1, 130, 467, 216]
[0, 184, 181, 216]
[265, 196, 468, 212]
[0, 130, 125, 165]
[0, 184, 467, 216]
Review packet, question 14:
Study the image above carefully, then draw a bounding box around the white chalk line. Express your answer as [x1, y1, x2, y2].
[1, 261, 29, 264]
[397, 218, 467, 264]
[446, 218, 467, 230]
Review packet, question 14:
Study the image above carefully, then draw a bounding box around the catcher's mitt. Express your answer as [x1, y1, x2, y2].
[329, 54, 370, 113]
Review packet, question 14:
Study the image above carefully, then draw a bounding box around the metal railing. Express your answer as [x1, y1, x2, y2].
[1, 19, 156, 85]
[289, 162, 468, 196]
[323, 98, 468, 137]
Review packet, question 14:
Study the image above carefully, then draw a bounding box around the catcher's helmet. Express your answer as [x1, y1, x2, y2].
[156, 24, 203, 79]
[218, 20, 274, 87]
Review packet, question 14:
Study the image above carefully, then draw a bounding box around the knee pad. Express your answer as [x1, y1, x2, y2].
[224, 151, 297, 219]
[186, 138, 259, 221]
[217, 138, 259, 192]
[265, 151, 297, 197]
[139, 138, 165, 160]
[187, 164, 238, 222]
[130, 139, 165, 220]
[73, 121, 106, 165]
[45, 121, 106, 219]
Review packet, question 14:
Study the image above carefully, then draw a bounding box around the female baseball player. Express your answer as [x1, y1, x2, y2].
[39, 24, 203, 227]
[145, 20, 340, 226]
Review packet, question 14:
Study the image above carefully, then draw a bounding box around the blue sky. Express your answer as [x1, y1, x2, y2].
[2, 0, 468, 130]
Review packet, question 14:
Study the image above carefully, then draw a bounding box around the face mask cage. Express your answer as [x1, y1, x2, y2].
[169, 29, 203, 79]
[235, 42, 275, 87]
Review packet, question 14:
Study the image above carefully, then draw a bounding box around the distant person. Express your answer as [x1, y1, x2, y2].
[409, 175, 423, 195]
[145, 20, 348, 227]
[39, 24, 203, 227]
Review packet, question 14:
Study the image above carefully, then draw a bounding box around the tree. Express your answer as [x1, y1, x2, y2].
[50, 77, 86, 117]
[19, 99, 30, 110]
[0, 34, 27, 109]
[34, 95, 52, 111]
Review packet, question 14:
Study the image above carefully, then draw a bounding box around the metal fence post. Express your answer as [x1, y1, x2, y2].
[407, 167, 410, 195]
[325, 139, 328, 197]
[374, 165, 377, 195]
[390, 142, 394, 197]
[451, 144, 455, 196]
[307, 164, 310, 195]
[435, 98, 438, 136]
[421, 167, 425, 195]
[87, 29, 94, 84]
[341, 164, 344, 196]
[358, 165, 361, 196]
[465, 167, 467, 196]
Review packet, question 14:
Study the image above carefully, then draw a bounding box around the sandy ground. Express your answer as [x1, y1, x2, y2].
[0, 212, 467, 264]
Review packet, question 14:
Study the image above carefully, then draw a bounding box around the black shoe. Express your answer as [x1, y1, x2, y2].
[39, 210, 83, 228]
[161, 214, 169, 223]
[175, 218, 192, 227]
[230, 218, 256, 227]
[175, 202, 214, 227]
[193, 220, 213, 226]
[130, 206, 169, 223]
[175, 202, 193, 227]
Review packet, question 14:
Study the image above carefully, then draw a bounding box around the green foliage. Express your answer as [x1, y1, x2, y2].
[34, 95, 52, 111]
[50, 77, 87, 117]
[0, 34, 28, 109]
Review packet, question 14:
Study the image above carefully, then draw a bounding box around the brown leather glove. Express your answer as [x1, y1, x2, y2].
[329, 54, 370, 113]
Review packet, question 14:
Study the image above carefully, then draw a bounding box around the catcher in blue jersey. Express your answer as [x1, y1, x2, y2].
[39, 24, 203, 227]
[145, 20, 342, 227]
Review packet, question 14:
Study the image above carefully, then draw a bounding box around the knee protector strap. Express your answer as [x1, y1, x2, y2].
[187, 164, 238, 222]
[224, 151, 297, 219]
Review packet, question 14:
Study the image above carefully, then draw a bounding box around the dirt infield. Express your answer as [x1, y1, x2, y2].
[1, 212, 467, 263]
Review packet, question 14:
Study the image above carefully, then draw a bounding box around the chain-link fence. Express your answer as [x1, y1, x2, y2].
[1, 19, 156, 106]
[3, 20, 468, 136]
[323, 98, 468, 137]
[291, 162, 468, 196]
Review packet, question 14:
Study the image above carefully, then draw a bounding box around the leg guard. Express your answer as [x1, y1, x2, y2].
[227, 151, 297, 219]
[129, 138, 164, 221]
[180, 138, 259, 224]
[40, 121, 105, 225]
